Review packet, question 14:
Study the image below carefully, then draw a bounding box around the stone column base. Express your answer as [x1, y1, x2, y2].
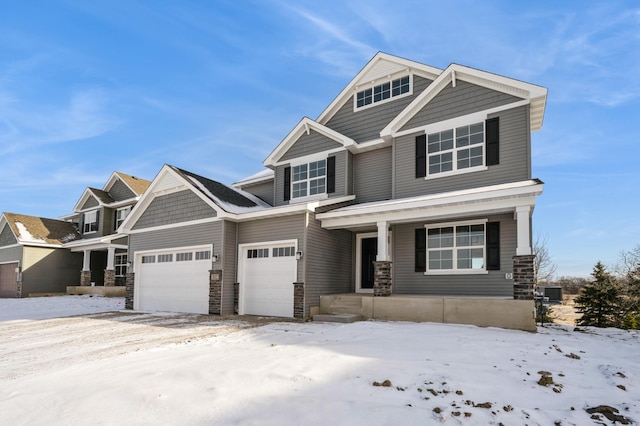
[104, 269, 116, 287]
[125, 272, 135, 310]
[80, 270, 92, 287]
[234, 283, 239, 314]
[293, 282, 304, 318]
[373, 261, 392, 297]
[209, 269, 223, 315]
[513, 255, 535, 300]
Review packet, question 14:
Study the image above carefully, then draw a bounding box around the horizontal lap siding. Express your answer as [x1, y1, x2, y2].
[393, 214, 516, 297]
[305, 214, 353, 316]
[21, 247, 82, 294]
[129, 221, 223, 261]
[133, 190, 216, 230]
[326, 76, 432, 143]
[274, 165, 288, 206]
[237, 214, 306, 281]
[222, 221, 237, 314]
[330, 150, 347, 198]
[242, 181, 274, 205]
[280, 130, 343, 161]
[0, 246, 22, 263]
[353, 147, 392, 203]
[395, 105, 530, 199]
[109, 180, 136, 202]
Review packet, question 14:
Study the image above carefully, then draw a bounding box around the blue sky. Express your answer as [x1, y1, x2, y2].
[0, 1, 638, 277]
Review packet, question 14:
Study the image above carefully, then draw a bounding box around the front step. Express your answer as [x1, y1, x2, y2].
[313, 313, 363, 323]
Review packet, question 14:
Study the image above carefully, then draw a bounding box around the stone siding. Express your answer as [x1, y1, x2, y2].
[513, 255, 535, 300]
[209, 269, 223, 315]
[293, 282, 304, 318]
[125, 272, 135, 309]
[373, 261, 392, 297]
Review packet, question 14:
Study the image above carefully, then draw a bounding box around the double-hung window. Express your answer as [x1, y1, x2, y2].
[292, 160, 326, 199]
[115, 206, 131, 230]
[356, 75, 411, 109]
[115, 254, 127, 277]
[83, 210, 98, 234]
[428, 122, 484, 176]
[427, 223, 485, 272]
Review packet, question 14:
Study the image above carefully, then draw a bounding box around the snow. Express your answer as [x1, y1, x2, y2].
[186, 175, 271, 214]
[14, 221, 45, 244]
[0, 295, 123, 321]
[0, 297, 638, 425]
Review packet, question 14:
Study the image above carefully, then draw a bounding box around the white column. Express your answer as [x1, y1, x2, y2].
[515, 206, 532, 256]
[106, 247, 116, 270]
[82, 250, 91, 271]
[376, 221, 389, 261]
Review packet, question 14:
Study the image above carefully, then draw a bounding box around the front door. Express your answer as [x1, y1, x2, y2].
[357, 235, 377, 292]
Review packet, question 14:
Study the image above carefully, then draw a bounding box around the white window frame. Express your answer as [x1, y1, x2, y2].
[115, 206, 132, 230]
[290, 155, 328, 201]
[425, 121, 488, 180]
[83, 210, 98, 234]
[424, 219, 488, 275]
[115, 253, 128, 277]
[354, 74, 413, 111]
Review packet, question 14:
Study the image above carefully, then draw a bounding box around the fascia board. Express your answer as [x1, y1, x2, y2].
[221, 195, 356, 222]
[102, 171, 120, 192]
[72, 188, 101, 212]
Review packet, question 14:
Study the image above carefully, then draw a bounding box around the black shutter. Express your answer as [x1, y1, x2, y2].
[415, 228, 426, 272]
[94, 210, 100, 233]
[415, 134, 426, 178]
[486, 117, 499, 166]
[486, 221, 500, 270]
[283, 167, 291, 201]
[327, 156, 336, 194]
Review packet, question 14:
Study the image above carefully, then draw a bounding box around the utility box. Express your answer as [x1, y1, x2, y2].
[538, 286, 563, 304]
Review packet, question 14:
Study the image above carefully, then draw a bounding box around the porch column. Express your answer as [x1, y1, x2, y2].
[515, 206, 532, 256]
[104, 247, 116, 287]
[80, 250, 92, 286]
[376, 221, 389, 261]
[209, 269, 223, 315]
[374, 221, 392, 296]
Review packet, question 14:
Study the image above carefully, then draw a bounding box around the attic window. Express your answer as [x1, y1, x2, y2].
[356, 75, 411, 109]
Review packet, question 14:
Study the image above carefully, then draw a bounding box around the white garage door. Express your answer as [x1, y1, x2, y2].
[240, 242, 297, 318]
[136, 246, 212, 314]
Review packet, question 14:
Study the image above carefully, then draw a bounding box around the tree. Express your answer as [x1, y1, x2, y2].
[553, 276, 589, 295]
[614, 245, 640, 329]
[533, 234, 557, 286]
[575, 261, 621, 328]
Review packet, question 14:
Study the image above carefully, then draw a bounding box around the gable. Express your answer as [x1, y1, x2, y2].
[280, 129, 344, 162]
[400, 80, 521, 131]
[325, 75, 432, 143]
[0, 224, 17, 247]
[81, 195, 100, 210]
[108, 179, 136, 202]
[132, 190, 217, 230]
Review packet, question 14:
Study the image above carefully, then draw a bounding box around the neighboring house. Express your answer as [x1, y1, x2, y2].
[0, 213, 82, 297]
[61, 172, 151, 292]
[121, 52, 547, 330]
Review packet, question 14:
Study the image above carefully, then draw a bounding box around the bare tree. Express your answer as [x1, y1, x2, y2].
[533, 234, 557, 286]
[614, 244, 640, 277]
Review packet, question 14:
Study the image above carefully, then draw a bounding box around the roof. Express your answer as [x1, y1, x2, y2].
[233, 169, 274, 187]
[2, 212, 81, 246]
[112, 172, 151, 196]
[87, 188, 114, 204]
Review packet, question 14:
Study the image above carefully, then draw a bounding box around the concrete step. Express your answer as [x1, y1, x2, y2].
[313, 313, 364, 323]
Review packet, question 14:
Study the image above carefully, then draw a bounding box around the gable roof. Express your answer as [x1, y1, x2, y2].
[1, 212, 81, 247]
[72, 171, 151, 213]
[380, 63, 548, 139]
[108, 171, 151, 196]
[263, 117, 357, 167]
[233, 169, 274, 188]
[88, 188, 114, 204]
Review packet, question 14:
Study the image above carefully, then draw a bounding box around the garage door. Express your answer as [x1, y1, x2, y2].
[240, 242, 297, 317]
[136, 247, 212, 314]
[0, 262, 19, 298]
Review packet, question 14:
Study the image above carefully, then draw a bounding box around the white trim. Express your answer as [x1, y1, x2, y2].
[134, 244, 214, 257]
[515, 205, 532, 256]
[424, 218, 487, 229]
[125, 217, 221, 234]
[0, 243, 21, 250]
[353, 73, 414, 112]
[355, 232, 377, 294]
[286, 150, 336, 168]
[424, 219, 488, 274]
[0, 260, 20, 266]
[426, 166, 488, 180]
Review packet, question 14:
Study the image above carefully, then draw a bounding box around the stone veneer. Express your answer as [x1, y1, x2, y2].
[373, 261, 392, 297]
[80, 270, 92, 287]
[104, 269, 116, 287]
[293, 282, 304, 318]
[513, 255, 535, 300]
[209, 269, 223, 315]
[234, 282, 239, 314]
[125, 272, 135, 309]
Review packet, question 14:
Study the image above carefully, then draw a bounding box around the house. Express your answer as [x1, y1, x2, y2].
[61, 172, 151, 296]
[0, 213, 82, 297]
[120, 53, 547, 330]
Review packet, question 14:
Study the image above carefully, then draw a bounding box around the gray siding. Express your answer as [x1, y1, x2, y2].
[237, 214, 306, 281]
[304, 214, 352, 316]
[242, 181, 274, 205]
[330, 150, 347, 198]
[133, 190, 216, 230]
[395, 105, 530, 199]
[392, 214, 515, 297]
[274, 165, 288, 207]
[129, 221, 223, 260]
[346, 152, 354, 195]
[0, 226, 17, 247]
[79, 207, 113, 239]
[81, 196, 99, 210]
[221, 221, 237, 314]
[325, 76, 432, 143]
[21, 247, 82, 295]
[401, 80, 521, 131]
[280, 129, 343, 161]
[353, 147, 392, 203]
[109, 179, 136, 202]
[0, 245, 22, 264]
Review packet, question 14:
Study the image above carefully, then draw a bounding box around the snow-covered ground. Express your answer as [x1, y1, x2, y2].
[0, 295, 124, 321]
[0, 297, 638, 425]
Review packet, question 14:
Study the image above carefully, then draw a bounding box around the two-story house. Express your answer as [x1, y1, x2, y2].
[120, 53, 547, 330]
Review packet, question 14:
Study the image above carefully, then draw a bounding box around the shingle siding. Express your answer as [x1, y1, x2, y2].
[395, 105, 530, 199]
[81, 196, 99, 210]
[0, 226, 17, 247]
[133, 190, 216, 230]
[109, 179, 136, 202]
[392, 214, 515, 297]
[325, 76, 433, 143]
[280, 129, 343, 161]
[353, 147, 392, 203]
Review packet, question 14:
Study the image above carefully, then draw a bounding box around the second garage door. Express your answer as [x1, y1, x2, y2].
[240, 242, 297, 318]
[135, 246, 212, 314]
[0, 262, 19, 298]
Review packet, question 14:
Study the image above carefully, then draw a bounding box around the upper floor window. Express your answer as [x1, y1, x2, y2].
[83, 210, 98, 234]
[356, 75, 411, 109]
[427, 122, 484, 176]
[292, 160, 326, 199]
[427, 223, 485, 272]
[115, 206, 131, 230]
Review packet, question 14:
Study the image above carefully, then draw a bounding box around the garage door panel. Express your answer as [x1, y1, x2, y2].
[0, 263, 19, 298]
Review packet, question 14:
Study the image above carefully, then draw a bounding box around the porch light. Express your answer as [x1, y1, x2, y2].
[211, 254, 219, 264]
[295, 251, 303, 260]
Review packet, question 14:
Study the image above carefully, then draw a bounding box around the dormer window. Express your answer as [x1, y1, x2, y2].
[356, 75, 411, 109]
[83, 210, 99, 234]
[292, 160, 326, 198]
[115, 206, 131, 230]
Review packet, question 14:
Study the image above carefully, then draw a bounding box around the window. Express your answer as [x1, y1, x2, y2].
[115, 206, 131, 230]
[176, 252, 193, 262]
[427, 122, 484, 176]
[83, 210, 98, 233]
[195, 250, 211, 260]
[427, 224, 485, 271]
[273, 246, 295, 257]
[292, 160, 326, 199]
[247, 248, 269, 259]
[356, 75, 411, 109]
[115, 254, 128, 277]
[141, 255, 155, 264]
[158, 254, 173, 263]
